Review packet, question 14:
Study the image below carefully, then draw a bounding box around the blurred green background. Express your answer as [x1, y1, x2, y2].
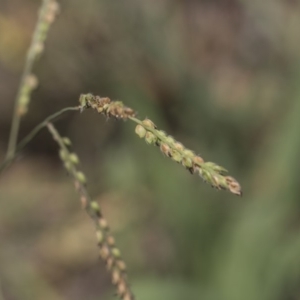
[1, 0, 300, 299]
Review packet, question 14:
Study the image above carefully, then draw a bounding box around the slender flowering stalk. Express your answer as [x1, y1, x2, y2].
[6, 0, 60, 159]
[131, 118, 242, 195]
[79, 93, 136, 119]
[79, 93, 242, 196]
[47, 123, 135, 300]
[0, 106, 79, 174]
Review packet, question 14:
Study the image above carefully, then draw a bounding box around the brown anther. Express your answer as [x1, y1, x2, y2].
[80, 195, 87, 208]
[107, 257, 115, 270]
[112, 269, 121, 285]
[33, 42, 44, 56]
[99, 218, 109, 229]
[74, 181, 80, 191]
[226, 176, 242, 196]
[99, 245, 110, 260]
[160, 143, 170, 156]
[45, 11, 56, 23]
[48, 0, 60, 14]
[123, 107, 136, 118]
[90, 102, 98, 110]
[107, 235, 115, 246]
[96, 97, 111, 106]
[26, 74, 38, 89]
[117, 280, 127, 296]
[124, 293, 133, 300]
[193, 156, 204, 165]
[142, 118, 156, 129]
[116, 260, 126, 272]
[174, 142, 184, 151]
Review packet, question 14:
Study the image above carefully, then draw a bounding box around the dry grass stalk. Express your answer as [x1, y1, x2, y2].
[47, 122, 135, 300]
[7, 0, 60, 159]
[79, 93, 242, 196]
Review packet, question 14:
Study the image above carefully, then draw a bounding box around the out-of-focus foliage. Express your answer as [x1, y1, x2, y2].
[1, 0, 300, 299]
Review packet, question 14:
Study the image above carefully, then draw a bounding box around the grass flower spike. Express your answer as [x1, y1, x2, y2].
[79, 93, 136, 119]
[79, 94, 242, 196]
[7, 0, 60, 159]
[47, 123, 135, 300]
[132, 118, 242, 196]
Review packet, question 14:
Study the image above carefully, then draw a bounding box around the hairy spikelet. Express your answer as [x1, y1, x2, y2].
[134, 118, 242, 196]
[7, 0, 60, 159]
[79, 94, 242, 196]
[79, 94, 136, 120]
[48, 123, 135, 300]
[18, 0, 60, 116]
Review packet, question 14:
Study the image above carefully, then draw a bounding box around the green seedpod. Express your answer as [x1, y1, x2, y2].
[170, 149, 182, 162]
[204, 161, 227, 173]
[174, 142, 184, 151]
[103, 104, 110, 111]
[196, 167, 203, 176]
[200, 169, 212, 184]
[76, 171, 87, 184]
[206, 162, 228, 174]
[79, 94, 88, 110]
[145, 132, 157, 144]
[157, 130, 167, 138]
[165, 136, 175, 145]
[218, 176, 229, 189]
[79, 93, 93, 108]
[62, 137, 72, 146]
[59, 149, 68, 161]
[19, 94, 29, 107]
[91, 201, 101, 214]
[69, 153, 79, 164]
[96, 231, 104, 244]
[203, 162, 216, 168]
[112, 247, 121, 258]
[64, 161, 72, 172]
[183, 149, 195, 158]
[211, 174, 221, 188]
[135, 125, 147, 138]
[142, 118, 156, 129]
[182, 157, 193, 168]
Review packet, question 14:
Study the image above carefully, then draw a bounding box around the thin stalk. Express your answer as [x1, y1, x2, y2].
[6, 0, 58, 159]
[0, 106, 79, 174]
[47, 123, 135, 300]
[78, 93, 242, 195]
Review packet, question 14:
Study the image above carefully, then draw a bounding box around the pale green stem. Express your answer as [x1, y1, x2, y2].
[6, 0, 54, 159]
[47, 123, 135, 300]
[0, 106, 79, 174]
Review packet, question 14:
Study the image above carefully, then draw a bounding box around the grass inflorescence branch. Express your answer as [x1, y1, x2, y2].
[0, 106, 79, 174]
[79, 93, 242, 196]
[47, 123, 135, 300]
[7, 0, 60, 160]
